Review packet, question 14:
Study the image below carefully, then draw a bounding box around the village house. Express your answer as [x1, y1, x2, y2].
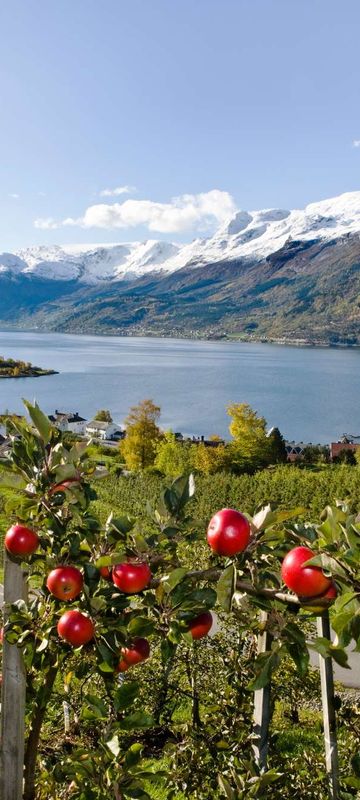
[285, 441, 308, 462]
[177, 433, 226, 447]
[85, 419, 124, 441]
[330, 434, 360, 460]
[48, 410, 87, 435]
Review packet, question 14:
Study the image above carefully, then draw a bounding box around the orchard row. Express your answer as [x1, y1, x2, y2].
[1, 507, 336, 670]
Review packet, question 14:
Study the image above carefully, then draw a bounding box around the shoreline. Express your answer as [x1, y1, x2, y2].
[0, 370, 58, 379]
[0, 325, 359, 350]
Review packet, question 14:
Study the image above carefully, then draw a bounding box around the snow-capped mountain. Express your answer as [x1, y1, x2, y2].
[1, 191, 360, 284]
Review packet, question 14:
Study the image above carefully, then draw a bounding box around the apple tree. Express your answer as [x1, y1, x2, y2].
[1, 403, 360, 799]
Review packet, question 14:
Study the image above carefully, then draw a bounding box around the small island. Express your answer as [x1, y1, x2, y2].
[0, 356, 58, 379]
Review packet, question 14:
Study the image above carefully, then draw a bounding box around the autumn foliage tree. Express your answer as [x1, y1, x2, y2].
[227, 402, 270, 470]
[154, 431, 192, 477]
[121, 399, 161, 470]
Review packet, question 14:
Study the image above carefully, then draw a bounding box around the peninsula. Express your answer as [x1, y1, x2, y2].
[0, 356, 58, 379]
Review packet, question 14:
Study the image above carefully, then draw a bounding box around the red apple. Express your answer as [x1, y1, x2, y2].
[207, 508, 250, 556]
[281, 546, 332, 597]
[117, 638, 150, 672]
[0, 627, 3, 644]
[57, 610, 94, 646]
[301, 581, 338, 614]
[188, 611, 213, 640]
[112, 562, 151, 594]
[5, 524, 39, 557]
[46, 566, 84, 601]
[99, 566, 112, 581]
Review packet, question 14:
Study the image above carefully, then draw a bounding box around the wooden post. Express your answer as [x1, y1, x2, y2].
[317, 611, 339, 800]
[253, 611, 272, 772]
[0, 555, 27, 800]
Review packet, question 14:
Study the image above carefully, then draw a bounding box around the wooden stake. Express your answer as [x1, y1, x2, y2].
[317, 611, 339, 800]
[0, 555, 27, 800]
[253, 611, 272, 772]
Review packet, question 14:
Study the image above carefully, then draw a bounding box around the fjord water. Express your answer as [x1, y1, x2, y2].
[1, 331, 360, 443]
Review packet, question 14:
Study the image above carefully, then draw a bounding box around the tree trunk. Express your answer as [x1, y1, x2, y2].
[23, 665, 58, 800]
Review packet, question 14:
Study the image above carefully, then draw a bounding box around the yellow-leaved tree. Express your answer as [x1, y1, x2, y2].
[191, 441, 229, 474]
[121, 399, 162, 470]
[154, 431, 192, 477]
[227, 402, 270, 470]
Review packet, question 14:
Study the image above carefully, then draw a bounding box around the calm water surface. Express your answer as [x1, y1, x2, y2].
[0, 331, 359, 443]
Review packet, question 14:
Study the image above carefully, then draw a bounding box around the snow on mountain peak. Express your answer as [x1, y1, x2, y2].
[1, 191, 360, 284]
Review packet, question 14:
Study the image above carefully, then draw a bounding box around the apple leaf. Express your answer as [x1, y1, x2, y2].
[310, 636, 350, 668]
[96, 551, 126, 568]
[217, 564, 236, 612]
[218, 775, 236, 799]
[114, 681, 140, 712]
[119, 711, 155, 730]
[248, 649, 281, 690]
[166, 567, 188, 591]
[124, 742, 143, 767]
[127, 616, 155, 637]
[23, 399, 52, 445]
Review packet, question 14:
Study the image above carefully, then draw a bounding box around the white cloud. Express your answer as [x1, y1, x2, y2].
[9, 192, 20, 199]
[353, 140, 360, 148]
[35, 190, 237, 234]
[34, 217, 59, 230]
[99, 185, 135, 197]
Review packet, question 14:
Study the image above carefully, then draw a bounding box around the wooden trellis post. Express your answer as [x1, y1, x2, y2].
[317, 611, 339, 800]
[0, 555, 27, 800]
[253, 611, 272, 772]
[253, 609, 340, 800]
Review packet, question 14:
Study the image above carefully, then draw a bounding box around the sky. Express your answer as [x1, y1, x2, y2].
[1, 0, 360, 250]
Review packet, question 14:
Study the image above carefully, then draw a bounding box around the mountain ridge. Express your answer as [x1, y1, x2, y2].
[1, 191, 360, 346]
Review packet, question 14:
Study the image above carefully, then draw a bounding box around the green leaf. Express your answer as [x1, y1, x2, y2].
[107, 514, 134, 536]
[23, 399, 52, 444]
[217, 564, 236, 612]
[285, 641, 309, 676]
[124, 743, 143, 767]
[96, 551, 126, 568]
[82, 694, 108, 719]
[114, 681, 140, 712]
[310, 637, 350, 668]
[303, 553, 347, 577]
[257, 770, 283, 789]
[119, 711, 155, 730]
[127, 616, 155, 637]
[167, 567, 187, 590]
[36, 637, 49, 653]
[248, 649, 281, 690]
[171, 473, 195, 507]
[98, 661, 115, 673]
[218, 775, 235, 800]
[253, 505, 305, 531]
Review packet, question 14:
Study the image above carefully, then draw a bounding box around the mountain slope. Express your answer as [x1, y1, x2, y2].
[1, 192, 360, 345]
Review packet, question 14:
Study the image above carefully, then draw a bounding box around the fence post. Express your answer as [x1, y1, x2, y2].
[317, 611, 339, 800]
[0, 554, 27, 800]
[253, 611, 272, 772]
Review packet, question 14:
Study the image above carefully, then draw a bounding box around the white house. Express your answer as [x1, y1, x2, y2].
[48, 411, 87, 435]
[85, 420, 123, 441]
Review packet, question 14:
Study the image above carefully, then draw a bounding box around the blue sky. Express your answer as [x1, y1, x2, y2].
[1, 0, 360, 249]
